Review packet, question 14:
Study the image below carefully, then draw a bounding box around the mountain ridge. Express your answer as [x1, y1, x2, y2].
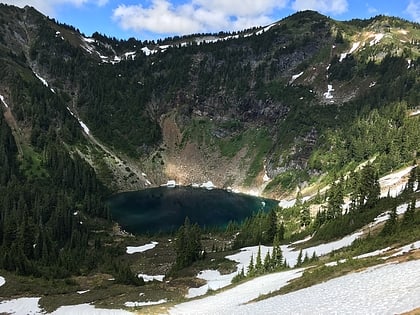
[0, 4, 419, 197]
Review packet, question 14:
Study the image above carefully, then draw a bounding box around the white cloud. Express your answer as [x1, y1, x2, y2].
[406, 0, 420, 22]
[366, 4, 378, 14]
[112, 0, 287, 36]
[291, 0, 348, 15]
[2, 0, 109, 16]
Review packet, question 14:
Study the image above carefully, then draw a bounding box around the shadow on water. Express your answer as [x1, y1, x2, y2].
[107, 186, 278, 234]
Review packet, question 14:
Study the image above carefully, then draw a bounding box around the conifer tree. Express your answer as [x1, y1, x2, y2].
[248, 254, 254, 276]
[263, 250, 271, 272]
[406, 166, 417, 193]
[300, 202, 311, 228]
[403, 198, 416, 226]
[255, 245, 263, 273]
[296, 249, 303, 267]
[381, 207, 398, 235]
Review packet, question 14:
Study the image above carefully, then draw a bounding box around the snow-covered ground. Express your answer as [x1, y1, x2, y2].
[170, 260, 420, 315]
[0, 297, 43, 315]
[50, 304, 132, 314]
[171, 269, 304, 315]
[0, 299, 133, 315]
[379, 165, 415, 197]
[187, 228, 365, 298]
[126, 241, 158, 254]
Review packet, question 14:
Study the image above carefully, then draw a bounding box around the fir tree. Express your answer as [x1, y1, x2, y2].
[381, 207, 398, 235]
[255, 245, 263, 273]
[248, 254, 254, 276]
[263, 250, 272, 272]
[296, 249, 303, 267]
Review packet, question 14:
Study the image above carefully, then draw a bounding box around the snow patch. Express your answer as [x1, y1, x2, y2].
[323, 84, 334, 99]
[256, 23, 276, 35]
[370, 33, 384, 46]
[0, 95, 9, 108]
[379, 166, 415, 198]
[353, 247, 392, 259]
[171, 269, 304, 314]
[0, 276, 5, 287]
[137, 274, 165, 282]
[200, 181, 216, 190]
[123, 51, 136, 60]
[187, 270, 236, 298]
[384, 240, 420, 259]
[0, 297, 43, 315]
[410, 109, 420, 116]
[51, 303, 132, 314]
[348, 41, 360, 54]
[76, 289, 90, 294]
[126, 241, 158, 254]
[34, 72, 49, 87]
[278, 199, 296, 208]
[339, 53, 347, 62]
[289, 71, 303, 84]
[162, 180, 176, 187]
[125, 299, 167, 307]
[141, 47, 158, 56]
[66, 107, 90, 134]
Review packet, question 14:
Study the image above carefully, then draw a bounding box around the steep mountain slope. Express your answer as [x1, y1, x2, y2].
[0, 5, 419, 198]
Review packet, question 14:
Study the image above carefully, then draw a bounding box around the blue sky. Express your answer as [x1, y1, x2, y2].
[3, 0, 420, 40]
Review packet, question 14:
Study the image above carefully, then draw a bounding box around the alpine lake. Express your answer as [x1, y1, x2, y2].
[108, 186, 278, 234]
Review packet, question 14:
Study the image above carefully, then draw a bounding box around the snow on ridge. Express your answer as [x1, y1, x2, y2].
[142, 47, 158, 56]
[82, 36, 95, 44]
[126, 241, 158, 254]
[0, 95, 9, 108]
[256, 23, 277, 35]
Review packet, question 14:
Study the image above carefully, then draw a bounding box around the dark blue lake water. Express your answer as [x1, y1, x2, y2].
[108, 186, 278, 234]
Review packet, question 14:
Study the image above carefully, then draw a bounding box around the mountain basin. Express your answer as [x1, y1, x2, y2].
[108, 186, 278, 234]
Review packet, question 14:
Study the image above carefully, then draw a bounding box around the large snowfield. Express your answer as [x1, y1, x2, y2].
[169, 259, 420, 315]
